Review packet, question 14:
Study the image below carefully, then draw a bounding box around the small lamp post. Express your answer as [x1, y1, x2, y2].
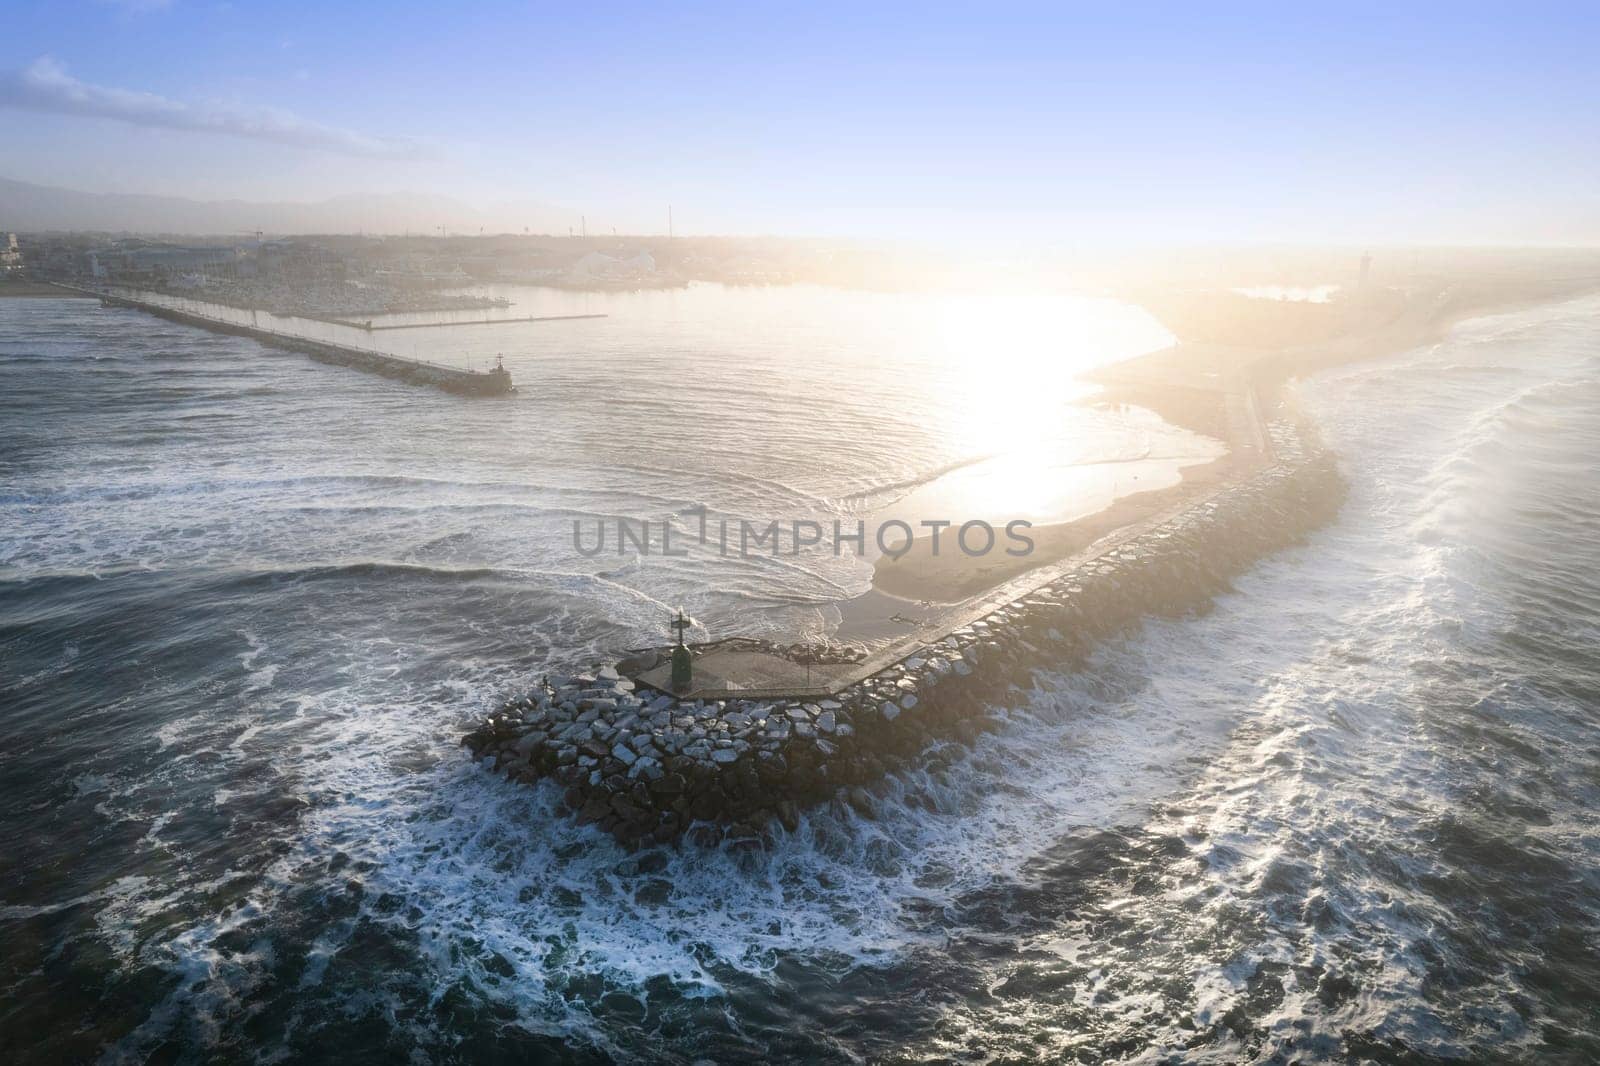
[670, 607, 694, 692]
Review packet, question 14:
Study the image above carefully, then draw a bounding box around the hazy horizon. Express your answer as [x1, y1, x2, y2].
[3, 2, 1598, 244]
[8, 173, 1600, 252]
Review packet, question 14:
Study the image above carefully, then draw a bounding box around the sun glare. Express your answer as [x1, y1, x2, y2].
[930, 288, 1174, 459]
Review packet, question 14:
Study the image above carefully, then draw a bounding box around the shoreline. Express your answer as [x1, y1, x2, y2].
[872, 451, 1235, 602]
[871, 362, 1265, 604]
[870, 281, 1596, 604]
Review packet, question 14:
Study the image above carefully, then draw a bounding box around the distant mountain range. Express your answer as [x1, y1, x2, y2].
[0, 176, 586, 236]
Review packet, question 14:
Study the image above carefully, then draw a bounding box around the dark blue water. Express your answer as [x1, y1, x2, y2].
[2, 294, 1598, 1063]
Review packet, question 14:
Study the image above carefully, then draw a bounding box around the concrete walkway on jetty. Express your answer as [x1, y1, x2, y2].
[630, 340, 1279, 701]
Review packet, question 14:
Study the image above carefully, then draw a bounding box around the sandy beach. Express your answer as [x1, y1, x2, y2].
[873, 397, 1240, 602]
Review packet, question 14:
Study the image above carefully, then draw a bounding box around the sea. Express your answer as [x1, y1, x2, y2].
[1, 284, 1597, 1063]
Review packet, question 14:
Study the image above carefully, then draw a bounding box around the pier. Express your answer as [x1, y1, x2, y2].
[69, 285, 517, 396]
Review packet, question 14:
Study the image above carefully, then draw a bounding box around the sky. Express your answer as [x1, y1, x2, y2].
[2, 1, 1598, 243]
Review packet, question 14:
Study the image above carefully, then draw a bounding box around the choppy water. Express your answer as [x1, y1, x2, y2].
[2, 290, 1598, 1063]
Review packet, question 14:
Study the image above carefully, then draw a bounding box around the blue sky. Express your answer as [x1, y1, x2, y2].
[2, 1, 1597, 242]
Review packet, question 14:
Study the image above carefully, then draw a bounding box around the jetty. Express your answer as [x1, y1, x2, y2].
[465, 441, 1342, 849]
[70, 285, 516, 396]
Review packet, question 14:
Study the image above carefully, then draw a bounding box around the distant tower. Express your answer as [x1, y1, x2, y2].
[1359, 251, 1372, 290]
[668, 204, 674, 239]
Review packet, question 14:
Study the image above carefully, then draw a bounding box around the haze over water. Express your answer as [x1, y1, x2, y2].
[3, 289, 1599, 1061]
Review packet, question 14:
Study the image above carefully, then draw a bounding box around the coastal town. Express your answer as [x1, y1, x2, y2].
[0, 229, 837, 316]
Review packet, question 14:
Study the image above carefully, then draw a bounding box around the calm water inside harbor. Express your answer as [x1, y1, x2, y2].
[2, 289, 1599, 1062]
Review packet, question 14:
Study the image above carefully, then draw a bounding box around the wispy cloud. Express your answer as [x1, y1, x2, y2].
[0, 57, 427, 159]
[97, 0, 176, 14]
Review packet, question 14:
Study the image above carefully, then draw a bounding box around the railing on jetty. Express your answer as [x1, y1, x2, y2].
[65, 284, 517, 397]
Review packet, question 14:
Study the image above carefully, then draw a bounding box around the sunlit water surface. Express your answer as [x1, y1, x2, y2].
[1, 289, 1598, 1063]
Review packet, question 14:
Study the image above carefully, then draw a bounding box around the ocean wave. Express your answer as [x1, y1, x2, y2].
[838, 453, 995, 507]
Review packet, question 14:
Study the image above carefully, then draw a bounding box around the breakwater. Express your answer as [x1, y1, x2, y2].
[88, 289, 516, 396]
[464, 432, 1346, 849]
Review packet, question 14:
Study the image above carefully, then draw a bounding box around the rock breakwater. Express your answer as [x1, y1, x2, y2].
[464, 447, 1345, 849]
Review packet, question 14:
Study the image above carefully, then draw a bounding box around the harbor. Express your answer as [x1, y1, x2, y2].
[8, 4, 1600, 1058]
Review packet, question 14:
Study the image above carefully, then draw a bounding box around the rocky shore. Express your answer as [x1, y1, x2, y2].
[463, 423, 1345, 850]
